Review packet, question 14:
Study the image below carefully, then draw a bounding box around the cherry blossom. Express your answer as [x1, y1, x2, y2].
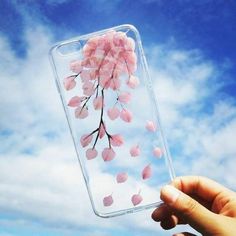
[68, 96, 85, 107]
[98, 123, 106, 139]
[110, 134, 124, 147]
[82, 81, 95, 96]
[80, 134, 93, 147]
[107, 107, 120, 120]
[93, 96, 103, 110]
[63, 76, 76, 90]
[153, 147, 162, 158]
[131, 193, 143, 206]
[64, 31, 140, 170]
[145, 120, 156, 132]
[75, 106, 88, 119]
[118, 92, 131, 103]
[116, 172, 128, 183]
[102, 147, 115, 161]
[142, 164, 152, 180]
[130, 144, 140, 157]
[120, 109, 132, 123]
[127, 75, 139, 89]
[70, 60, 83, 73]
[86, 148, 98, 160]
[103, 194, 113, 207]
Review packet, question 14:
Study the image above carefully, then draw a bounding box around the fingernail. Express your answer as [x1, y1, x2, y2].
[161, 185, 181, 204]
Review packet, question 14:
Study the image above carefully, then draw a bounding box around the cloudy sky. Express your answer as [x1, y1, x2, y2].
[0, 0, 236, 235]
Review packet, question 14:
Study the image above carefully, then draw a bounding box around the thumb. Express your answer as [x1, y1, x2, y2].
[160, 185, 217, 233]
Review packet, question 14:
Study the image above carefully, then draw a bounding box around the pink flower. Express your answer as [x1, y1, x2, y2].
[110, 134, 124, 147]
[80, 134, 93, 148]
[63, 76, 76, 90]
[86, 148, 98, 160]
[82, 81, 94, 96]
[127, 75, 139, 89]
[145, 120, 156, 132]
[142, 164, 152, 180]
[99, 123, 106, 139]
[80, 70, 91, 82]
[130, 145, 140, 157]
[118, 92, 131, 103]
[153, 147, 163, 158]
[116, 172, 128, 183]
[103, 194, 113, 207]
[70, 60, 82, 73]
[75, 106, 88, 119]
[102, 147, 115, 161]
[93, 96, 103, 110]
[68, 96, 85, 107]
[131, 193, 143, 206]
[120, 109, 132, 123]
[109, 78, 121, 90]
[107, 107, 120, 120]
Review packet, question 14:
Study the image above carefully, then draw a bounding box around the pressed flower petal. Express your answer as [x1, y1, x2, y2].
[70, 60, 82, 73]
[130, 145, 140, 157]
[63, 76, 76, 90]
[107, 107, 120, 120]
[80, 134, 93, 148]
[99, 123, 106, 139]
[142, 164, 152, 180]
[68, 96, 85, 107]
[102, 147, 115, 162]
[118, 92, 131, 103]
[153, 147, 163, 158]
[93, 96, 103, 110]
[127, 75, 139, 89]
[145, 120, 156, 132]
[116, 172, 128, 183]
[86, 148, 98, 160]
[75, 106, 88, 119]
[131, 194, 143, 206]
[103, 194, 113, 207]
[120, 109, 132, 123]
[110, 134, 124, 147]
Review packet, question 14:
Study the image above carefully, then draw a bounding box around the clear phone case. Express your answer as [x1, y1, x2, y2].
[49, 24, 175, 218]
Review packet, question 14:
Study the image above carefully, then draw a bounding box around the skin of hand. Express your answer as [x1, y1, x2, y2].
[151, 176, 236, 236]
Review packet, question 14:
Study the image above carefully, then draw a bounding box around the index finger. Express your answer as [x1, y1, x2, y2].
[170, 176, 234, 202]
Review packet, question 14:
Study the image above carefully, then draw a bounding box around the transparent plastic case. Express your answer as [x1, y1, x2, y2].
[49, 24, 175, 218]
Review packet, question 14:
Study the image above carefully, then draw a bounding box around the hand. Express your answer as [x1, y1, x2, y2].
[151, 176, 236, 236]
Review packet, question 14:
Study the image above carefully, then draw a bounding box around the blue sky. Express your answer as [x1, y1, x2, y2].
[0, 0, 236, 236]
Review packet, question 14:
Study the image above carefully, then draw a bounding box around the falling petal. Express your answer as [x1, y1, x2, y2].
[153, 147, 163, 158]
[120, 109, 132, 123]
[63, 76, 76, 90]
[127, 75, 139, 89]
[80, 134, 93, 148]
[75, 106, 88, 119]
[86, 148, 98, 160]
[118, 92, 131, 103]
[130, 145, 140, 157]
[68, 96, 85, 107]
[145, 120, 156, 132]
[116, 172, 128, 183]
[131, 193, 143, 206]
[99, 123, 106, 139]
[142, 164, 152, 180]
[102, 147, 115, 162]
[110, 134, 124, 147]
[70, 60, 82, 73]
[103, 194, 113, 207]
[93, 96, 104, 110]
[107, 107, 120, 120]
